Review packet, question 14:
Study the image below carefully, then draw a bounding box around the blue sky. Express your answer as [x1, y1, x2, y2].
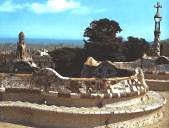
[0, 0, 168, 41]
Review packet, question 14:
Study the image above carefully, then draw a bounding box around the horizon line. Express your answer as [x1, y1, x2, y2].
[0, 37, 168, 42]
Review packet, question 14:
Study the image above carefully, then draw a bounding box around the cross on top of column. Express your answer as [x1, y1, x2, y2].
[154, 2, 162, 19]
[154, 2, 162, 9]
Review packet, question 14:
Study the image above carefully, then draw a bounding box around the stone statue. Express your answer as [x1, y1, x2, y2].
[135, 68, 148, 88]
[16, 32, 26, 60]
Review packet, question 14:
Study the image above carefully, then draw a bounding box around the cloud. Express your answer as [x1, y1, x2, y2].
[0, 0, 107, 15]
[0, 0, 27, 12]
[0, 0, 80, 13]
[30, 0, 80, 13]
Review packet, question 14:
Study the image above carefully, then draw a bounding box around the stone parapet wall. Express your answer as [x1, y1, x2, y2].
[0, 107, 163, 128]
[114, 60, 169, 91]
[145, 72, 169, 80]
[114, 60, 169, 74]
[0, 74, 32, 88]
[113, 61, 141, 71]
[114, 61, 156, 72]
[156, 64, 169, 72]
[0, 91, 165, 128]
[0, 91, 164, 115]
[0, 105, 162, 128]
[146, 79, 169, 91]
[144, 71, 169, 91]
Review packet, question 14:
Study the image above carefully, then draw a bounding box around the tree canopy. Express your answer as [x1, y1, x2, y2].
[125, 36, 150, 61]
[84, 18, 122, 43]
[49, 47, 86, 77]
[84, 18, 125, 61]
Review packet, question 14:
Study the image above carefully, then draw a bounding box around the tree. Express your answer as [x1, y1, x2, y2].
[49, 47, 86, 77]
[84, 18, 125, 61]
[125, 36, 150, 61]
[84, 18, 122, 42]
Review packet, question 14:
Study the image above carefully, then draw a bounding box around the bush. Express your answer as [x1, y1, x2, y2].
[49, 47, 87, 77]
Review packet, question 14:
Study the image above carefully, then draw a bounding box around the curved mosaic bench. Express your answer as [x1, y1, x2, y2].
[0, 68, 149, 107]
[0, 68, 166, 128]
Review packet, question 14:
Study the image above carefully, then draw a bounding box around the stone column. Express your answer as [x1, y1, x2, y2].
[153, 2, 162, 56]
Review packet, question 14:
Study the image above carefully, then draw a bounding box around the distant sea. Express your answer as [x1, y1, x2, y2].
[0, 38, 83, 45]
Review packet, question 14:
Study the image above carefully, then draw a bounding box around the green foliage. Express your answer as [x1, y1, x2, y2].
[125, 36, 150, 61]
[49, 47, 86, 77]
[84, 18, 125, 61]
[84, 18, 122, 42]
[84, 40, 126, 61]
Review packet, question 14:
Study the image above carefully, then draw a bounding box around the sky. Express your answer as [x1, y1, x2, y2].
[0, 0, 168, 41]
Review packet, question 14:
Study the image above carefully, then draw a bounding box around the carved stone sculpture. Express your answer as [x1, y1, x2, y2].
[16, 32, 26, 60]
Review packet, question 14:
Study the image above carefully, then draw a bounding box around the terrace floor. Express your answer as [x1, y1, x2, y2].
[144, 91, 169, 128]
